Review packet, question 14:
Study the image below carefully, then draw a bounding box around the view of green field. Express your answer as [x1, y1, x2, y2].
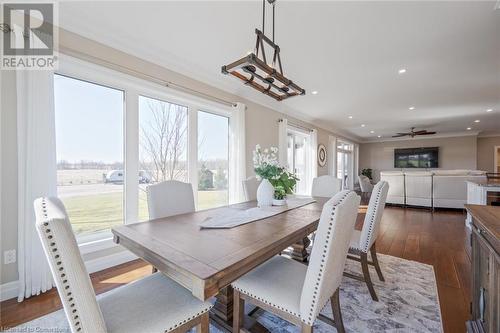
[61, 189, 228, 235]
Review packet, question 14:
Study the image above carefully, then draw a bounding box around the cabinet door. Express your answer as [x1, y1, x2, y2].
[489, 252, 499, 333]
[471, 229, 491, 328]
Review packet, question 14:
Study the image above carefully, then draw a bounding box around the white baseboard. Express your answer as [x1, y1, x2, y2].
[85, 250, 138, 274]
[0, 250, 138, 302]
[0, 280, 19, 302]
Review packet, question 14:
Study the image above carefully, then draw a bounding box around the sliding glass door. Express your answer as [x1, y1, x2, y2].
[287, 130, 309, 195]
[337, 140, 354, 190]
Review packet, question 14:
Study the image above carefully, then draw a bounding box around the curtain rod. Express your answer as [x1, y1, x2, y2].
[60, 47, 237, 107]
[278, 118, 313, 133]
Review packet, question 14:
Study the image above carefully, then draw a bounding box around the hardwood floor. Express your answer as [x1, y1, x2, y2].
[0, 206, 471, 332]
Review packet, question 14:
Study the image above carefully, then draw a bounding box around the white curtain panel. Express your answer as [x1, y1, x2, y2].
[308, 129, 318, 194]
[228, 102, 247, 204]
[329, 135, 337, 177]
[16, 68, 57, 301]
[278, 118, 288, 167]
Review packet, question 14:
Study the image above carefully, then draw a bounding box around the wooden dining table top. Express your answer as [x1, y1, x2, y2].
[112, 196, 367, 301]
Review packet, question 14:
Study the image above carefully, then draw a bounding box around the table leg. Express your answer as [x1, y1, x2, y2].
[210, 286, 233, 330]
[210, 286, 270, 332]
[290, 236, 311, 262]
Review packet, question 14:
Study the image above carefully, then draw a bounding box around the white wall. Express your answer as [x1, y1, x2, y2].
[359, 135, 478, 181]
[1, 70, 19, 285]
[477, 136, 500, 172]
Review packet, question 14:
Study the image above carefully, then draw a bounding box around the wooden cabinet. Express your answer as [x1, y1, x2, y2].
[466, 205, 499, 333]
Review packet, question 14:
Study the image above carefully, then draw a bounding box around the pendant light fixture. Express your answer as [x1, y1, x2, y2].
[221, 0, 305, 101]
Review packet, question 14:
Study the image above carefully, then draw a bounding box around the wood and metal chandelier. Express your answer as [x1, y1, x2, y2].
[221, 0, 305, 101]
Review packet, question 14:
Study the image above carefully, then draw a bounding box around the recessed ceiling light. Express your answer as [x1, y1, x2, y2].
[486, 108, 493, 112]
[398, 68, 407, 74]
[311, 91, 318, 95]
[377, 135, 381, 138]
[408, 106, 415, 110]
[474, 119, 480, 123]
[348, 115, 353, 119]
[361, 124, 366, 127]
[370, 130, 375, 134]
[466, 127, 472, 130]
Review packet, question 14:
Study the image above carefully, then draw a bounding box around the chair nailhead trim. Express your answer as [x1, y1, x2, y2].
[302, 191, 351, 325]
[164, 307, 211, 332]
[233, 285, 300, 317]
[41, 199, 82, 332]
[360, 182, 386, 253]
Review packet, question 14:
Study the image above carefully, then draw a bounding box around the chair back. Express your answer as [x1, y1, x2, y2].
[358, 175, 374, 193]
[300, 190, 360, 325]
[34, 197, 107, 333]
[147, 180, 195, 219]
[311, 175, 342, 197]
[242, 176, 260, 201]
[359, 181, 389, 253]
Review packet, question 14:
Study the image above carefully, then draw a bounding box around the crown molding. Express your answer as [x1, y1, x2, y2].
[359, 130, 480, 144]
[478, 133, 500, 138]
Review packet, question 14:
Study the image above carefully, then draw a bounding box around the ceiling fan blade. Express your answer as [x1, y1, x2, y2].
[413, 130, 427, 134]
[392, 134, 408, 137]
[416, 131, 436, 135]
[396, 132, 411, 135]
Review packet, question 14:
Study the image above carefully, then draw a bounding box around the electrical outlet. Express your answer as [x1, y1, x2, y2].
[4, 249, 16, 264]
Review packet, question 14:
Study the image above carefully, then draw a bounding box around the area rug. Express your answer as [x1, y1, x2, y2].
[8, 254, 442, 333]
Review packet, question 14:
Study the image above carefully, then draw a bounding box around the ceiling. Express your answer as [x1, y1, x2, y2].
[58, 1, 500, 142]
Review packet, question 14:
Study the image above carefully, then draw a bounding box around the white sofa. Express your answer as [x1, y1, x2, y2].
[405, 171, 433, 207]
[432, 170, 487, 209]
[380, 171, 405, 205]
[379, 169, 487, 209]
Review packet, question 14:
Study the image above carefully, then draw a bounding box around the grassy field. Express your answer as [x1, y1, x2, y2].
[63, 190, 228, 235]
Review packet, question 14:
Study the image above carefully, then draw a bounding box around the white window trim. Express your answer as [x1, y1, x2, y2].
[57, 54, 239, 253]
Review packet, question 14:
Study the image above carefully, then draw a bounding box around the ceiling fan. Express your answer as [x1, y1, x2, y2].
[392, 127, 437, 138]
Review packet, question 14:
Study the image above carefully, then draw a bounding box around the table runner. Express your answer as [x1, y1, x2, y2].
[199, 197, 316, 229]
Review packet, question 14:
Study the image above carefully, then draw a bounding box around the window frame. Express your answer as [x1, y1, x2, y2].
[56, 55, 236, 250]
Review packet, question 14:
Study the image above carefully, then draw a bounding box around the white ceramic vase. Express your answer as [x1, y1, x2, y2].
[257, 179, 274, 207]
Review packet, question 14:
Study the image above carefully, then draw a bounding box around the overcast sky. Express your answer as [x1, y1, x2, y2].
[54, 74, 228, 164]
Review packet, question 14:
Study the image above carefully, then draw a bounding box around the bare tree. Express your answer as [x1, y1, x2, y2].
[140, 100, 188, 182]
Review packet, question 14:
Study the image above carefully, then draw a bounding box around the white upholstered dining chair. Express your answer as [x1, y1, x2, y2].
[147, 180, 195, 219]
[311, 175, 342, 198]
[358, 175, 374, 193]
[34, 197, 212, 333]
[345, 180, 389, 302]
[231, 190, 361, 333]
[242, 176, 260, 201]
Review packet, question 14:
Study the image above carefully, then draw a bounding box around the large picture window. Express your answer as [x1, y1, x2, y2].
[138, 96, 189, 221]
[197, 111, 229, 209]
[54, 56, 243, 246]
[54, 74, 124, 236]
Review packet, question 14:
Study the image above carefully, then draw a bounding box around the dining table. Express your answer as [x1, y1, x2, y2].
[112, 196, 367, 332]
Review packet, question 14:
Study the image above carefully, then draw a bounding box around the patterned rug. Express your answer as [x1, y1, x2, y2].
[9, 254, 442, 333]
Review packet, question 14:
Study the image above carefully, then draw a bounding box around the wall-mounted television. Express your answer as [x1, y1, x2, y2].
[394, 147, 439, 168]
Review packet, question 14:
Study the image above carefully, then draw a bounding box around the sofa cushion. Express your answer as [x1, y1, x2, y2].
[433, 170, 469, 176]
[404, 171, 433, 176]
